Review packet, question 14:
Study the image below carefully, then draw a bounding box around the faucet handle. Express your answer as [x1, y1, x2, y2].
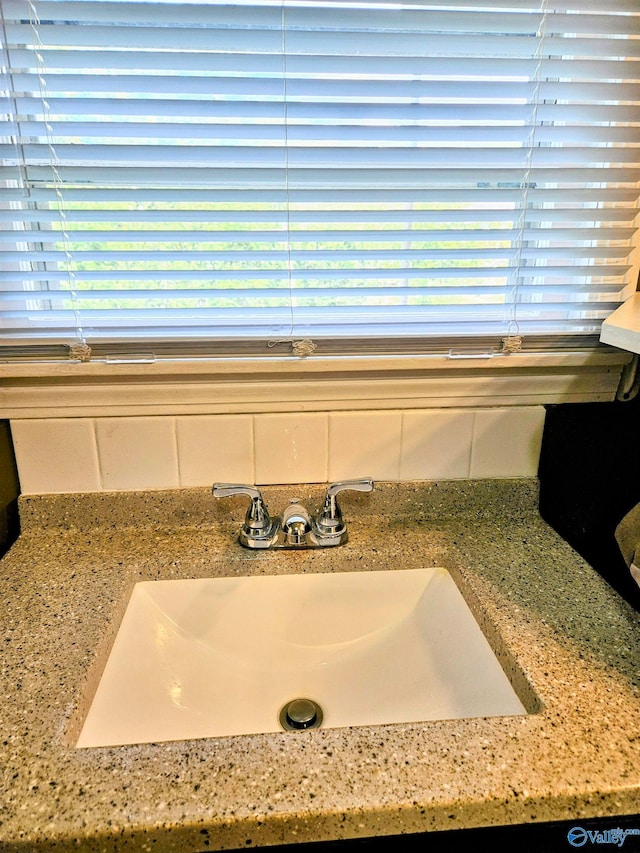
[325, 478, 374, 499]
[212, 483, 276, 542]
[213, 483, 262, 501]
[316, 477, 374, 534]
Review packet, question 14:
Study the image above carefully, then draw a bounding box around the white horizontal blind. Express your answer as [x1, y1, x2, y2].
[1, 0, 639, 351]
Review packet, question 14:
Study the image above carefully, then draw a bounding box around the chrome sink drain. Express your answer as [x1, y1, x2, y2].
[279, 698, 323, 731]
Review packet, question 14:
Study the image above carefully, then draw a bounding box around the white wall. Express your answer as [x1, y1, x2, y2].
[10, 406, 545, 494]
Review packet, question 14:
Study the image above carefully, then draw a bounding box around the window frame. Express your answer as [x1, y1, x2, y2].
[0, 0, 638, 408]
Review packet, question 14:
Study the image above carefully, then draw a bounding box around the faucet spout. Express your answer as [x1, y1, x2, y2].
[281, 500, 312, 546]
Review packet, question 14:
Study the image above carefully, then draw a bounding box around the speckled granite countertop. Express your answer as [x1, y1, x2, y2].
[1, 480, 638, 852]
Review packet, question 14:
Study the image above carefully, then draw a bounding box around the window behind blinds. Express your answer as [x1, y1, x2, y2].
[1, 0, 639, 354]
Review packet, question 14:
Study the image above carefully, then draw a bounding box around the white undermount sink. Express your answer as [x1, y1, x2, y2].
[77, 568, 527, 748]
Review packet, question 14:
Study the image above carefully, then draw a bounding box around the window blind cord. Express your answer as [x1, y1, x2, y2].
[27, 0, 90, 360]
[281, 0, 296, 343]
[503, 0, 549, 354]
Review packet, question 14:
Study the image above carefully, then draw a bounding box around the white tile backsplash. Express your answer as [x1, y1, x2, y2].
[470, 407, 545, 478]
[328, 411, 402, 481]
[254, 413, 328, 485]
[176, 415, 254, 487]
[11, 418, 101, 494]
[400, 410, 475, 480]
[95, 417, 179, 491]
[11, 406, 547, 494]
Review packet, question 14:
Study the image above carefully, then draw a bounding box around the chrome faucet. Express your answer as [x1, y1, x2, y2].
[212, 478, 374, 549]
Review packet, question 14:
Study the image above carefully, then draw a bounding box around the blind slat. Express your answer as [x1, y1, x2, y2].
[4, 3, 638, 36]
[11, 72, 640, 103]
[17, 166, 640, 187]
[4, 303, 621, 323]
[4, 247, 632, 265]
[13, 98, 640, 126]
[1, 264, 629, 282]
[8, 49, 638, 83]
[4, 0, 639, 15]
[2, 208, 637, 226]
[9, 146, 640, 172]
[4, 187, 638, 204]
[3, 227, 635, 244]
[7, 21, 640, 58]
[13, 123, 640, 148]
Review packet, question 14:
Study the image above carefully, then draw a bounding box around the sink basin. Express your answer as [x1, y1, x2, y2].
[77, 568, 527, 748]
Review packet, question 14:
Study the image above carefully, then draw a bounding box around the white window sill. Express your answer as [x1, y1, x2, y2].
[0, 350, 630, 417]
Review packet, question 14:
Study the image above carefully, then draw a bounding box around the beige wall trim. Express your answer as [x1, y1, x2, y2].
[0, 351, 628, 417]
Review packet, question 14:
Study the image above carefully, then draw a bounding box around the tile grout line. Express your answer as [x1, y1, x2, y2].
[398, 409, 407, 482]
[173, 416, 182, 487]
[92, 417, 106, 491]
[323, 412, 329, 483]
[250, 414, 257, 484]
[468, 409, 478, 478]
